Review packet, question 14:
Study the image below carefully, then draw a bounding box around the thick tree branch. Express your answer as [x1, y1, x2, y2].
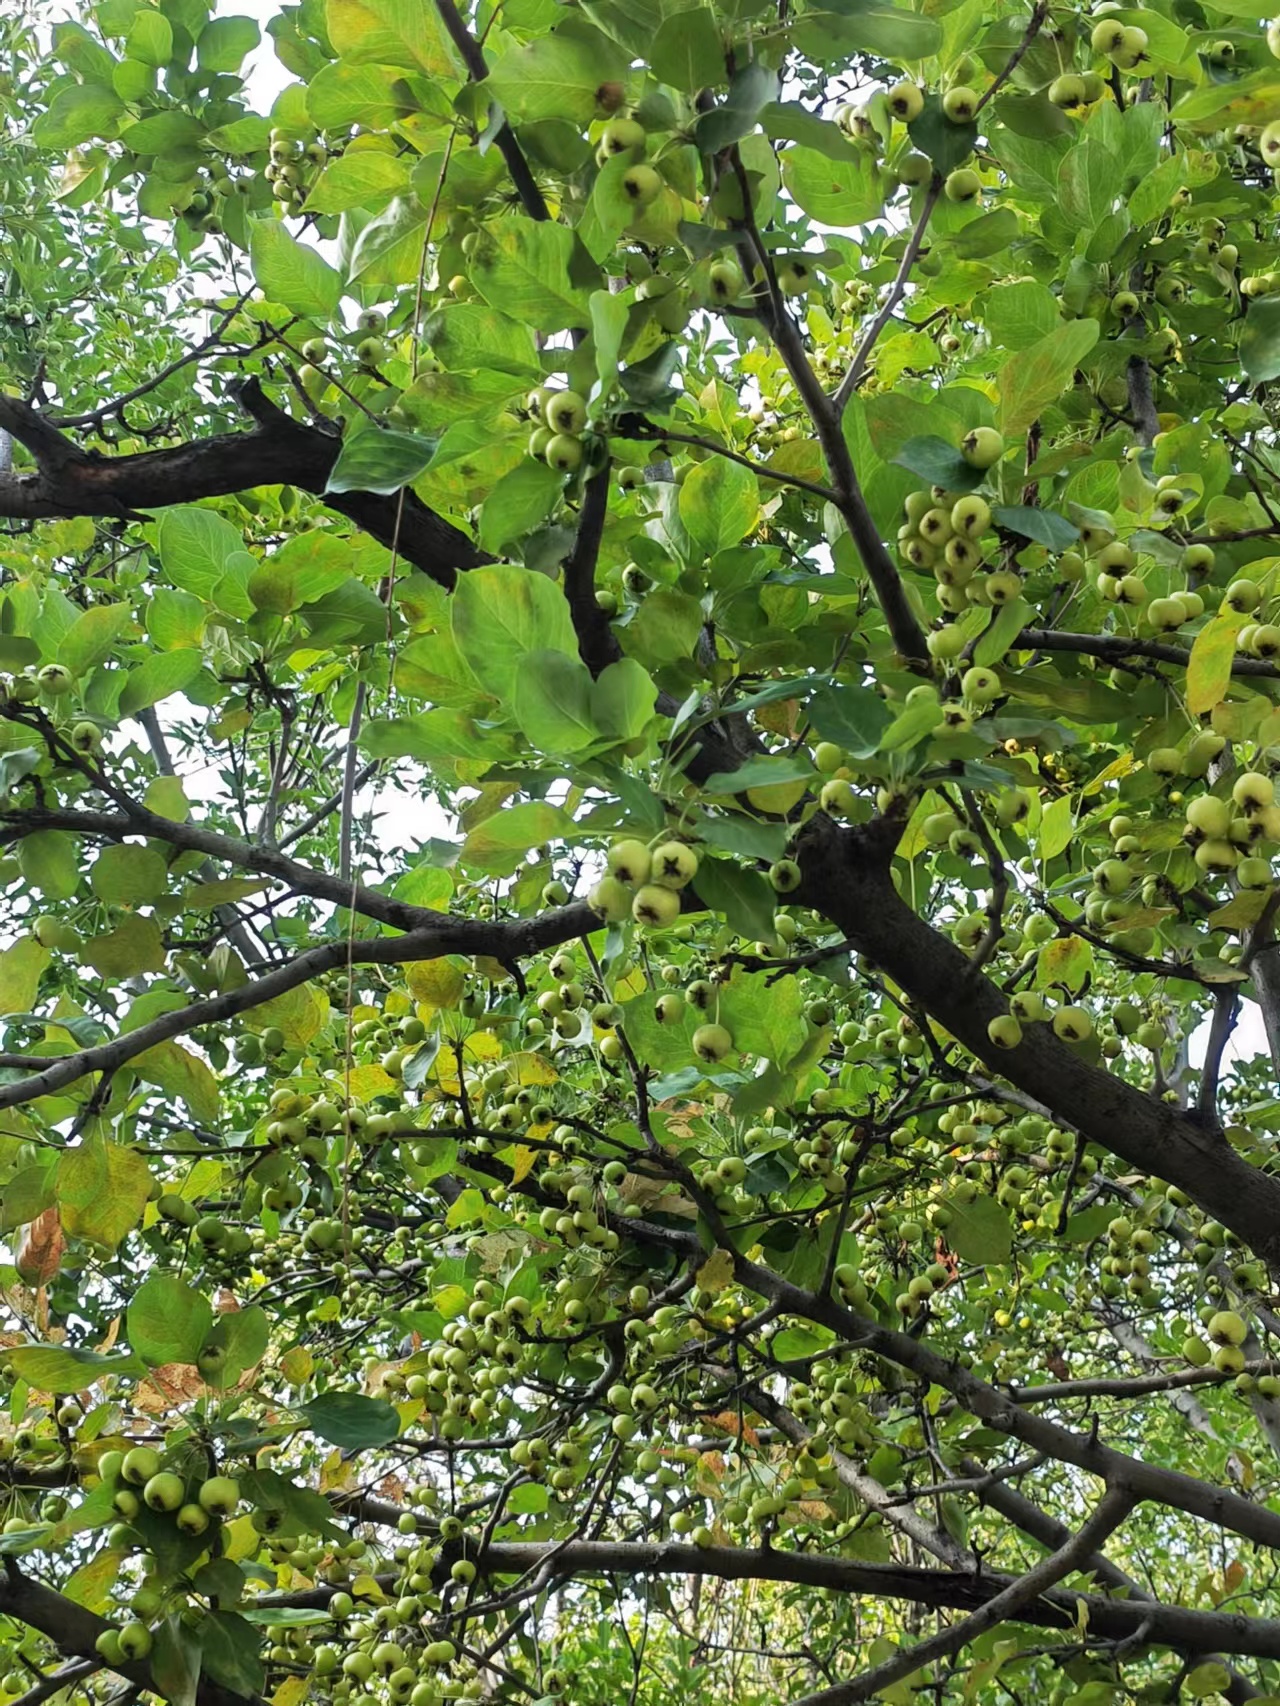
[0, 1562, 251, 1706]
[791, 1484, 1136, 1706]
[0, 381, 486, 589]
[791, 811, 1280, 1269]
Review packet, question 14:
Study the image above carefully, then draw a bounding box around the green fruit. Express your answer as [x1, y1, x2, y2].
[961, 426, 1004, 469]
[197, 1475, 240, 1516]
[942, 86, 979, 122]
[621, 164, 662, 208]
[633, 885, 681, 928]
[599, 117, 645, 155]
[544, 390, 587, 435]
[545, 433, 584, 472]
[944, 167, 982, 202]
[692, 1023, 733, 1063]
[121, 1446, 161, 1487]
[886, 81, 924, 122]
[142, 1471, 185, 1512]
[37, 663, 75, 696]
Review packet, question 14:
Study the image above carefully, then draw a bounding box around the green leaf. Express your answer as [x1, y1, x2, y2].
[1187, 608, 1246, 714]
[152, 1616, 202, 1706]
[701, 755, 817, 794]
[592, 658, 657, 741]
[306, 150, 410, 215]
[892, 436, 984, 493]
[84, 914, 167, 977]
[325, 426, 437, 496]
[196, 14, 260, 71]
[57, 1138, 153, 1251]
[1038, 794, 1074, 860]
[991, 506, 1079, 550]
[156, 507, 243, 600]
[679, 458, 759, 556]
[908, 94, 977, 172]
[942, 1194, 1013, 1266]
[997, 320, 1100, 437]
[781, 144, 885, 225]
[119, 650, 204, 716]
[198, 1612, 265, 1700]
[478, 458, 564, 555]
[693, 60, 775, 152]
[651, 7, 724, 90]
[690, 856, 776, 942]
[18, 831, 80, 901]
[33, 83, 124, 149]
[327, 0, 456, 72]
[513, 650, 598, 752]
[715, 967, 807, 1062]
[297, 1392, 401, 1448]
[807, 682, 892, 758]
[133, 1041, 221, 1125]
[1240, 296, 1280, 383]
[90, 844, 168, 906]
[250, 220, 341, 319]
[203, 1306, 269, 1382]
[461, 802, 572, 871]
[489, 29, 623, 122]
[469, 217, 596, 332]
[451, 564, 578, 700]
[60, 605, 130, 676]
[4, 1344, 146, 1393]
[128, 1274, 214, 1367]
[127, 8, 173, 65]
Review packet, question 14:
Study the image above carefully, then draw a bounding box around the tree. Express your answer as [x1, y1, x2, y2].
[3, 0, 1280, 1698]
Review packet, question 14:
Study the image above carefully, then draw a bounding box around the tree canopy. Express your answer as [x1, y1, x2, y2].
[4, 0, 1280, 1701]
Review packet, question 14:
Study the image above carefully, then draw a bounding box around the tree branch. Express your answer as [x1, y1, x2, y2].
[0, 380, 487, 588]
[789, 1483, 1135, 1706]
[833, 175, 943, 413]
[432, 0, 551, 223]
[791, 811, 1280, 1270]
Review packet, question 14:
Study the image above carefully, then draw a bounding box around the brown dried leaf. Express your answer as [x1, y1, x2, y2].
[14, 1209, 64, 1287]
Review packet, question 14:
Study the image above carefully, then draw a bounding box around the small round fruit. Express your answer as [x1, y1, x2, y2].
[632, 885, 681, 928]
[545, 434, 585, 473]
[176, 1502, 210, 1535]
[987, 1014, 1022, 1049]
[1048, 74, 1087, 109]
[692, 1023, 733, 1063]
[589, 875, 631, 923]
[544, 390, 587, 435]
[621, 164, 663, 208]
[121, 1446, 161, 1487]
[607, 838, 652, 885]
[117, 1623, 152, 1661]
[142, 1471, 185, 1513]
[651, 841, 698, 889]
[599, 117, 645, 155]
[355, 337, 386, 367]
[886, 81, 924, 122]
[1209, 1309, 1247, 1346]
[1052, 1006, 1092, 1043]
[944, 167, 981, 202]
[37, 663, 75, 696]
[197, 1475, 240, 1517]
[1091, 18, 1127, 53]
[708, 261, 743, 304]
[769, 858, 801, 893]
[961, 427, 1004, 469]
[942, 86, 979, 122]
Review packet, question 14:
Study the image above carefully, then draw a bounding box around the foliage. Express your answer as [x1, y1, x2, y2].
[2, 0, 1280, 1703]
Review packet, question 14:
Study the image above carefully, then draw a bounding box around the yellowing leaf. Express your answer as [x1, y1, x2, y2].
[134, 1041, 220, 1124]
[696, 1247, 736, 1295]
[506, 1051, 557, 1086]
[746, 780, 808, 813]
[326, 0, 455, 74]
[344, 1063, 397, 1101]
[510, 1146, 537, 1185]
[245, 983, 330, 1047]
[273, 1677, 310, 1706]
[57, 1138, 152, 1251]
[0, 936, 50, 1017]
[1187, 608, 1246, 715]
[405, 959, 465, 1008]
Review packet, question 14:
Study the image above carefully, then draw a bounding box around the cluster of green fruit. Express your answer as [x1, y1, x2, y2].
[261, 126, 327, 217]
[1094, 769, 1279, 902]
[588, 834, 700, 928]
[1, 663, 105, 756]
[91, 1449, 240, 1665]
[594, 114, 664, 212]
[298, 307, 393, 398]
[525, 385, 590, 473]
